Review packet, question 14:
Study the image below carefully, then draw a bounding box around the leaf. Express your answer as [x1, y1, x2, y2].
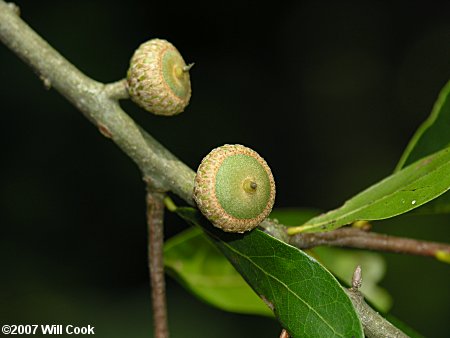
[176, 207, 364, 338]
[289, 146, 450, 233]
[164, 227, 273, 317]
[311, 247, 392, 312]
[270, 209, 391, 312]
[396, 79, 450, 170]
[395, 79, 450, 213]
[163, 208, 321, 317]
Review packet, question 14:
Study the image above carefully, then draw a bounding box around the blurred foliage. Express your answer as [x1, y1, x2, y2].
[164, 226, 273, 317]
[174, 207, 364, 337]
[1, 0, 450, 337]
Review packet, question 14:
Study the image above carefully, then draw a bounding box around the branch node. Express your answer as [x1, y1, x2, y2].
[97, 123, 112, 139]
[7, 2, 20, 16]
[103, 79, 129, 100]
[351, 265, 362, 290]
[143, 176, 168, 193]
[39, 75, 52, 90]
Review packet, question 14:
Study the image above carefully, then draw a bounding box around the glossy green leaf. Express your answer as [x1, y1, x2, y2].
[164, 227, 273, 316]
[164, 208, 320, 317]
[271, 209, 391, 312]
[396, 79, 450, 213]
[176, 207, 364, 338]
[290, 147, 450, 233]
[396, 80, 450, 170]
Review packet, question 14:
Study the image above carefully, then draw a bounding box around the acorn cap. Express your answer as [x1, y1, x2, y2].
[127, 39, 192, 116]
[193, 144, 276, 233]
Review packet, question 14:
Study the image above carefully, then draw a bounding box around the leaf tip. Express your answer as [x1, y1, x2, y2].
[435, 250, 450, 264]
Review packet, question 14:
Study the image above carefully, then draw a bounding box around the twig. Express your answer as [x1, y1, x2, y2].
[146, 189, 169, 338]
[0, 3, 446, 336]
[346, 266, 408, 338]
[287, 225, 450, 259]
[2, 1, 449, 265]
[103, 78, 129, 100]
[0, 1, 196, 204]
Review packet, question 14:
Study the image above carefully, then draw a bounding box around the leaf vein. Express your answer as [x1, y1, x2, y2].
[222, 241, 343, 337]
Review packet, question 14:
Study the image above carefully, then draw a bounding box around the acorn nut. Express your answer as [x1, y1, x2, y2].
[193, 144, 276, 233]
[127, 39, 192, 116]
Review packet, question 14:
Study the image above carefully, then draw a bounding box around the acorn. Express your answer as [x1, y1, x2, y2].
[193, 144, 276, 233]
[127, 39, 192, 116]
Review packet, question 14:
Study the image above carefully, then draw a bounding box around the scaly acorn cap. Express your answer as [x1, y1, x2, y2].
[127, 38, 192, 116]
[193, 144, 276, 233]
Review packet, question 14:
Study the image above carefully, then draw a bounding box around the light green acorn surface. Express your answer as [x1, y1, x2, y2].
[193, 144, 276, 233]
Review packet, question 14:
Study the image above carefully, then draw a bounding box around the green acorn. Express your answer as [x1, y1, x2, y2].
[127, 38, 192, 116]
[193, 144, 276, 233]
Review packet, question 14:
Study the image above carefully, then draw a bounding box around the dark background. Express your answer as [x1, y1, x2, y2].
[1, 0, 450, 337]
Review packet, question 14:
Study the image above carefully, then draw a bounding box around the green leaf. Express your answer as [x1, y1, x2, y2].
[176, 207, 364, 338]
[163, 208, 323, 317]
[311, 247, 392, 312]
[164, 227, 273, 317]
[396, 80, 450, 170]
[270, 209, 391, 312]
[395, 79, 450, 213]
[289, 147, 450, 233]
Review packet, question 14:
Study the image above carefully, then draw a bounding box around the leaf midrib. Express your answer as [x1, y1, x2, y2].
[304, 154, 450, 229]
[221, 240, 344, 337]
